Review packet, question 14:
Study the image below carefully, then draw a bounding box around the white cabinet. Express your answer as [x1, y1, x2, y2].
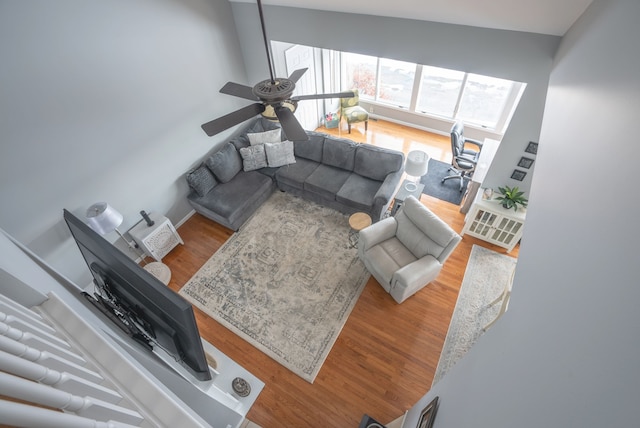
[129, 212, 184, 261]
[462, 191, 526, 252]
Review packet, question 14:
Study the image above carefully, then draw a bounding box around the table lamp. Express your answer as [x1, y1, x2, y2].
[404, 150, 430, 192]
[86, 202, 143, 260]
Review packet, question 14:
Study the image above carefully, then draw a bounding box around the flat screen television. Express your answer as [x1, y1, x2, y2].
[63, 209, 212, 381]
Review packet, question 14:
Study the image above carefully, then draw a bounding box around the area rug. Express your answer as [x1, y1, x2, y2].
[432, 245, 517, 386]
[420, 159, 468, 205]
[179, 191, 369, 383]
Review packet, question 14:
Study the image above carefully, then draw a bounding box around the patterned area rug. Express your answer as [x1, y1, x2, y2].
[432, 245, 517, 386]
[179, 191, 369, 383]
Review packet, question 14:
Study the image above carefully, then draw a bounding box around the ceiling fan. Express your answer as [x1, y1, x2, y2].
[201, 0, 354, 141]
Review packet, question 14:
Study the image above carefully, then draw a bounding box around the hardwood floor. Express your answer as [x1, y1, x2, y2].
[162, 119, 518, 427]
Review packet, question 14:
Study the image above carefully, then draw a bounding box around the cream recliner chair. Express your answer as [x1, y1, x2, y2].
[358, 196, 461, 303]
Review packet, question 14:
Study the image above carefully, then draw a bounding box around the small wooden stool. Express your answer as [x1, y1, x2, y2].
[348, 212, 372, 248]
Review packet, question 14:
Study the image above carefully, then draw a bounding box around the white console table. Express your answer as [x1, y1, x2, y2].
[129, 212, 184, 261]
[461, 190, 526, 253]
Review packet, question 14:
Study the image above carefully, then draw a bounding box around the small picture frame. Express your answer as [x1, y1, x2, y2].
[511, 169, 527, 181]
[417, 396, 439, 428]
[517, 157, 534, 169]
[525, 141, 538, 155]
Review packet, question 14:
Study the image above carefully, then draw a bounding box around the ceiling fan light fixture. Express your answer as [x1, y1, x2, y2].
[262, 101, 298, 121]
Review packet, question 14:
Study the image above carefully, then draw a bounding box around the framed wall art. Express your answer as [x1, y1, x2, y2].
[517, 157, 534, 169]
[525, 141, 538, 155]
[417, 396, 439, 428]
[511, 169, 527, 181]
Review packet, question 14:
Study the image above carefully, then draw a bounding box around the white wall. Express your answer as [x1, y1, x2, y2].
[230, 3, 560, 195]
[404, 0, 640, 426]
[0, 0, 248, 285]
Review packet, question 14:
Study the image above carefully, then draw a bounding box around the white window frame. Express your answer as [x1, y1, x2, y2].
[337, 50, 525, 134]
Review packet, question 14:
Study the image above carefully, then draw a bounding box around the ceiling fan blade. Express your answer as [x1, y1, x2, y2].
[292, 91, 356, 101]
[274, 105, 308, 141]
[220, 82, 259, 101]
[201, 103, 266, 137]
[288, 68, 308, 83]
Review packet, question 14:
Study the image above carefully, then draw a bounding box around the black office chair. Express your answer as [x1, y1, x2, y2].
[441, 121, 483, 191]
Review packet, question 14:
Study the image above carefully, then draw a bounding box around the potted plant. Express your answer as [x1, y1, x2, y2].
[496, 186, 528, 211]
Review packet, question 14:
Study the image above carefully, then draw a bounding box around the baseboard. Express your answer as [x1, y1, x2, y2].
[175, 209, 197, 229]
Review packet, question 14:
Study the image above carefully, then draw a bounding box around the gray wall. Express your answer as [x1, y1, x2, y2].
[0, 0, 248, 285]
[404, 1, 640, 427]
[230, 3, 560, 195]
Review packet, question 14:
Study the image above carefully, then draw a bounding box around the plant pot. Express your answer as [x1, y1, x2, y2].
[325, 118, 339, 129]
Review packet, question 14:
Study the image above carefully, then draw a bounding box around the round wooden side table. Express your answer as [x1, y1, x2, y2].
[143, 261, 172, 285]
[348, 212, 372, 248]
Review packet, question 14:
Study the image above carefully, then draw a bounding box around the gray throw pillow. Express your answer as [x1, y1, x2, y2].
[264, 140, 296, 167]
[239, 144, 268, 171]
[205, 143, 242, 183]
[248, 128, 281, 146]
[186, 165, 218, 197]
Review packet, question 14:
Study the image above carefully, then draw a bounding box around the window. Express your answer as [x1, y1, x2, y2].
[417, 66, 465, 117]
[342, 52, 377, 98]
[338, 50, 524, 133]
[457, 74, 514, 128]
[377, 58, 415, 109]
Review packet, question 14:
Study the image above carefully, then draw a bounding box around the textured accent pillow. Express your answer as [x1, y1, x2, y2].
[248, 128, 281, 146]
[205, 143, 242, 183]
[186, 165, 218, 197]
[264, 140, 296, 168]
[239, 144, 268, 171]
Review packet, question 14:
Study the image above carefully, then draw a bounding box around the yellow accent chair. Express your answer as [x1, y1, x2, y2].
[340, 89, 369, 133]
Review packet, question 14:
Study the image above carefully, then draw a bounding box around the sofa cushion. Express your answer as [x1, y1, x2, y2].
[275, 157, 320, 190]
[248, 128, 282, 145]
[231, 118, 282, 149]
[239, 144, 268, 171]
[205, 142, 243, 183]
[186, 165, 218, 197]
[294, 131, 325, 162]
[304, 164, 351, 200]
[265, 140, 296, 167]
[322, 137, 357, 171]
[191, 170, 273, 227]
[366, 236, 418, 287]
[246, 117, 281, 134]
[354, 145, 404, 181]
[336, 173, 381, 212]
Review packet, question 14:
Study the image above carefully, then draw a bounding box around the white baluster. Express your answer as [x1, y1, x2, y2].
[0, 320, 85, 365]
[0, 398, 141, 428]
[0, 310, 68, 347]
[0, 335, 104, 383]
[0, 294, 56, 333]
[0, 350, 122, 403]
[0, 372, 143, 425]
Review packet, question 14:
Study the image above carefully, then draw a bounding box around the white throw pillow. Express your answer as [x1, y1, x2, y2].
[239, 144, 268, 171]
[264, 140, 296, 168]
[247, 128, 281, 146]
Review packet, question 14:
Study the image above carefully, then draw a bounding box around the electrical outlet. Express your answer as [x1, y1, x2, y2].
[369, 107, 374, 113]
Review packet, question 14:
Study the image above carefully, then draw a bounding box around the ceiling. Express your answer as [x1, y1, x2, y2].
[229, 0, 593, 36]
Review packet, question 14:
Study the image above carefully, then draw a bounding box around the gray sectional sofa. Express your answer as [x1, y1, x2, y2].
[186, 118, 405, 231]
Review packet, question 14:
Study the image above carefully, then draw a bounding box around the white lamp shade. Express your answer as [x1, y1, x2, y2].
[405, 150, 430, 177]
[86, 202, 123, 235]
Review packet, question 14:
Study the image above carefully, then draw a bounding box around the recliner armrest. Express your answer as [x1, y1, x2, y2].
[358, 217, 397, 252]
[390, 255, 442, 303]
